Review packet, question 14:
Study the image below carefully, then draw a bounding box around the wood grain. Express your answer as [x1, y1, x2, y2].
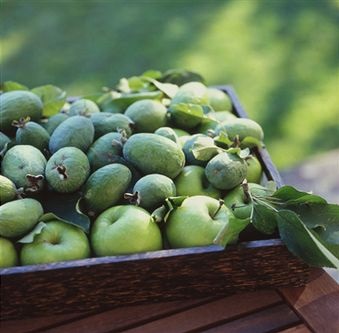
[278, 324, 312, 332]
[279, 268, 339, 333]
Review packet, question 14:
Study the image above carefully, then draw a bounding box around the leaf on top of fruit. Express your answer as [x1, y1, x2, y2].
[192, 146, 224, 162]
[17, 222, 47, 244]
[152, 196, 188, 224]
[39, 192, 90, 233]
[146, 78, 179, 98]
[241, 136, 264, 148]
[277, 209, 339, 268]
[160, 69, 205, 85]
[151, 205, 169, 224]
[202, 105, 214, 115]
[142, 69, 163, 80]
[170, 102, 205, 119]
[31, 85, 67, 117]
[1, 81, 28, 92]
[225, 147, 250, 159]
[213, 131, 233, 148]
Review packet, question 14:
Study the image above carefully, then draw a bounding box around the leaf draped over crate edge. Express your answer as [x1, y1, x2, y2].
[31, 84, 67, 117]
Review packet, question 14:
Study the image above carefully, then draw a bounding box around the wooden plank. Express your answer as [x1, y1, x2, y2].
[117, 290, 281, 333]
[201, 303, 300, 333]
[279, 269, 339, 333]
[33, 297, 214, 333]
[278, 323, 312, 332]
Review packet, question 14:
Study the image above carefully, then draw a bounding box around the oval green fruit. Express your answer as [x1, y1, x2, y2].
[87, 132, 124, 171]
[45, 147, 90, 193]
[0, 237, 18, 268]
[123, 133, 185, 179]
[124, 99, 167, 132]
[132, 174, 176, 211]
[0, 175, 17, 204]
[182, 134, 215, 166]
[1, 145, 46, 190]
[83, 164, 132, 215]
[20, 220, 90, 265]
[170, 81, 208, 106]
[68, 99, 100, 117]
[207, 88, 232, 111]
[0, 90, 43, 134]
[245, 155, 263, 184]
[0, 198, 43, 238]
[205, 152, 247, 190]
[42, 113, 69, 135]
[49, 115, 95, 153]
[154, 127, 179, 144]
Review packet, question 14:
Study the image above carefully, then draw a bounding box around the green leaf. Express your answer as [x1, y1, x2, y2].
[241, 136, 263, 148]
[17, 222, 46, 244]
[252, 202, 278, 234]
[39, 192, 90, 233]
[316, 224, 339, 258]
[142, 70, 163, 79]
[1, 81, 28, 92]
[277, 210, 339, 268]
[192, 146, 223, 162]
[31, 85, 67, 117]
[151, 196, 188, 224]
[147, 78, 179, 98]
[214, 131, 233, 148]
[273, 186, 327, 205]
[213, 216, 250, 246]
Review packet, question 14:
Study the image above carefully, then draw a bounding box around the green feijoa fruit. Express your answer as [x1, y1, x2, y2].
[49, 115, 95, 153]
[123, 133, 185, 179]
[20, 220, 90, 265]
[68, 99, 100, 117]
[87, 132, 124, 171]
[205, 152, 247, 190]
[0, 237, 18, 267]
[215, 118, 264, 147]
[46, 147, 90, 193]
[172, 128, 190, 137]
[124, 99, 167, 132]
[212, 111, 237, 122]
[13, 117, 50, 152]
[0, 175, 17, 204]
[0, 131, 11, 151]
[0, 90, 43, 134]
[83, 164, 132, 215]
[0, 198, 43, 238]
[90, 112, 134, 139]
[154, 127, 179, 144]
[1, 145, 46, 191]
[131, 174, 176, 211]
[182, 134, 215, 166]
[42, 113, 69, 135]
[170, 81, 208, 106]
[224, 183, 273, 219]
[207, 88, 232, 111]
[245, 155, 263, 184]
[175, 165, 221, 199]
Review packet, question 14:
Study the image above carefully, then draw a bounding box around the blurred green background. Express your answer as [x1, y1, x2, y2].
[1, 0, 338, 169]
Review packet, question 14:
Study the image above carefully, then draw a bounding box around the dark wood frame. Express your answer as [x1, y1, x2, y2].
[0, 86, 311, 320]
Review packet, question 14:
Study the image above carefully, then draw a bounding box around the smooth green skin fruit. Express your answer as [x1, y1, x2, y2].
[90, 112, 134, 139]
[0, 237, 18, 268]
[0, 91, 43, 134]
[154, 127, 179, 144]
[166, 195, 231, 248]
[87, 132, 124, 171]
[1, 145, 46, 189]
[182, 134, 215, 166]
[245, 155, 263, 184]
[15, 121, 50, 152]
[172, 128, 190, 137]
[215, 118, 264, 147]
[224, 183, 272, 219]
[212, 111, 237, 122]
[124, 99, 167, 132]
[123, 133, 185, 179]
[178, 135, 191, 147]
[83, 164, 132, 215]
[133, 174, 176, 211]
[170, 82, 209, 106]
[205, 152, 247, 190]
[42, 113, 69, 135]
[68, 99, 100, 117]
[207, 88, 232, 111]
[175, 166, 221, 199]
[91, 205, 162, 256]
[0, 198, 43, 238]
[45, 147, 90, 193]
[0, 131, 11, 151]
[20, 221, 90, 265]
[0, 175, 17, 204]
[49, 116, 95, 154]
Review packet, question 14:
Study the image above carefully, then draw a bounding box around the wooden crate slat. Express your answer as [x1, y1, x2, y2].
[200, 303, 300, 333]
[114, 291, 281, 333]
[278, 323, 312, 333]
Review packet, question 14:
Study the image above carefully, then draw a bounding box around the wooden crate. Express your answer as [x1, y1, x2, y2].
[0, 86, 312, 320]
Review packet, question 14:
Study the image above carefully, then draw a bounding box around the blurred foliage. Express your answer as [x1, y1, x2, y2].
[1, 0, 338, 169]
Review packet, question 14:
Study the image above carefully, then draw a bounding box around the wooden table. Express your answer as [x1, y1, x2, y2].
[1, 269, 337, 333]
